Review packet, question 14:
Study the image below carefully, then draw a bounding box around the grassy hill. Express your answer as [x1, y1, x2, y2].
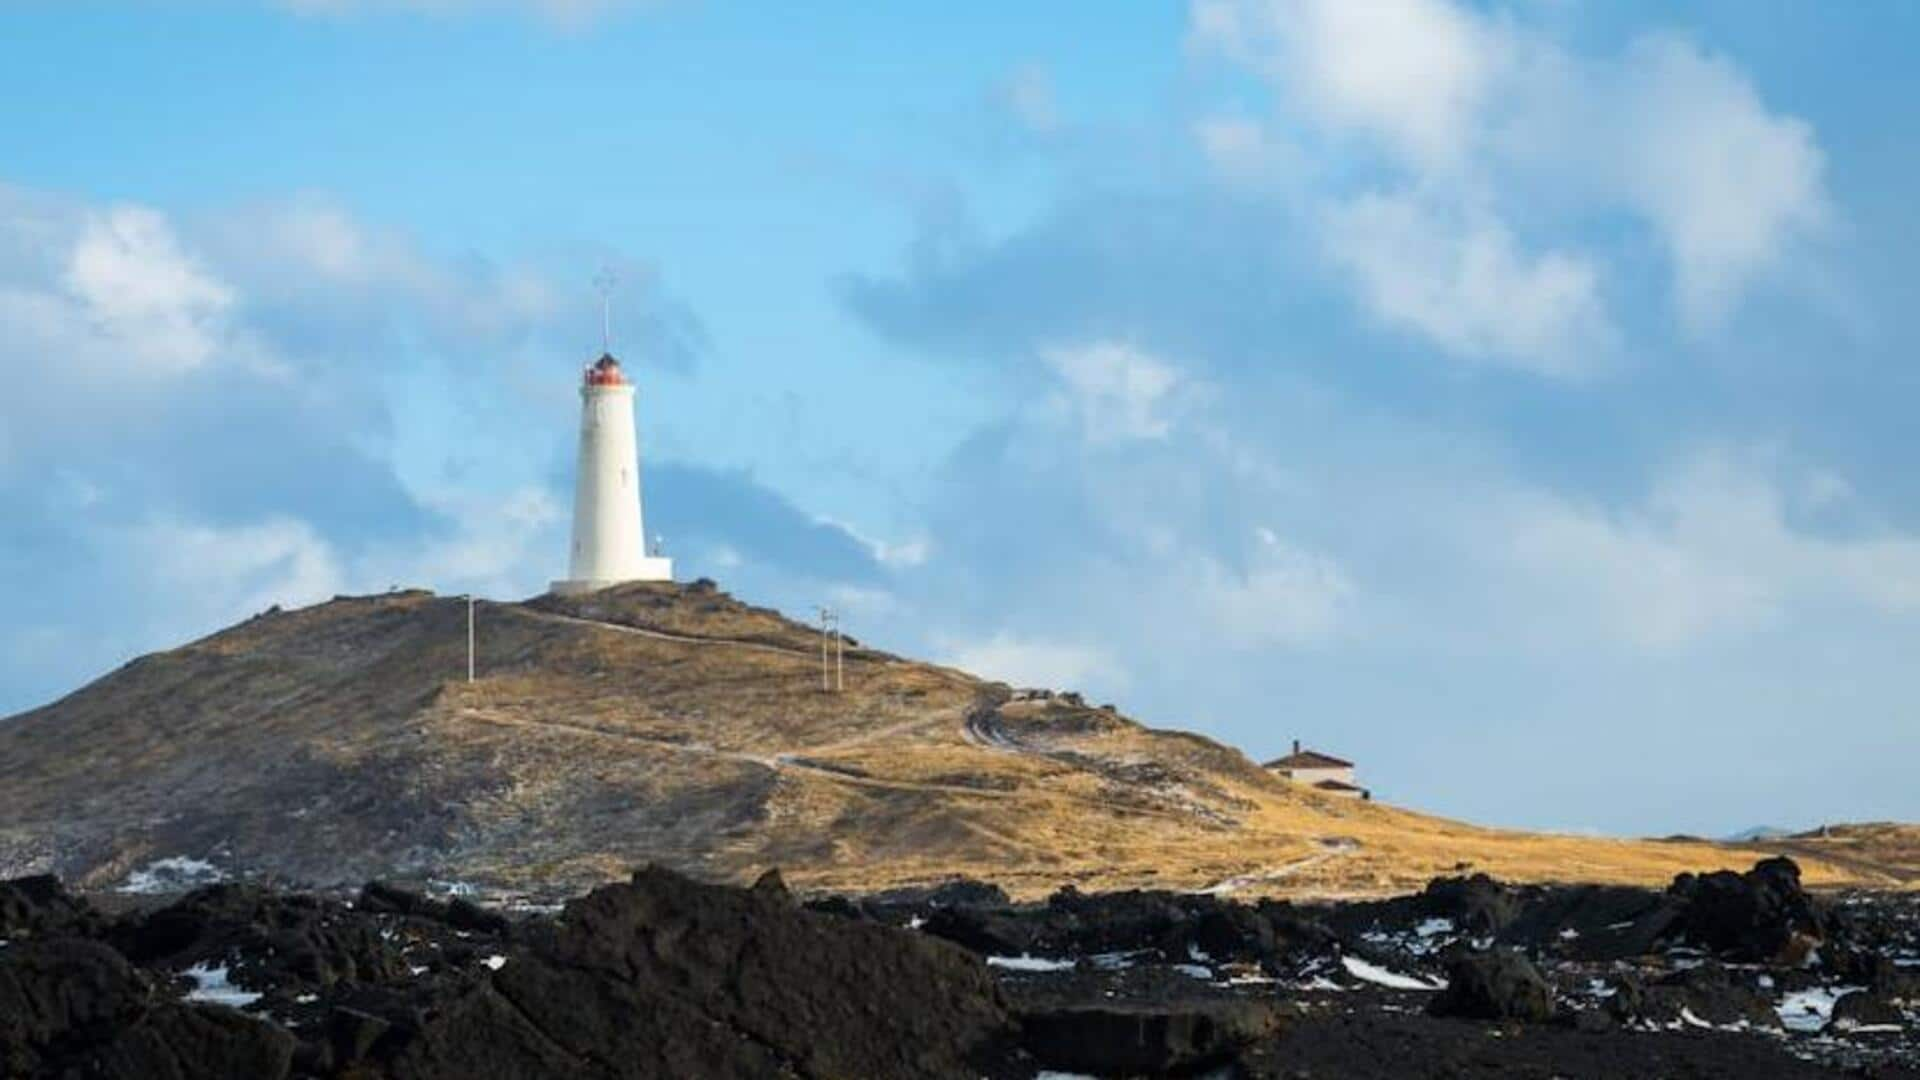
[2, 582, 1913, 899]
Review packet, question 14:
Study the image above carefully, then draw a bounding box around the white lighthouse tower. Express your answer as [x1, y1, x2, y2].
[551, 348, 673, 595]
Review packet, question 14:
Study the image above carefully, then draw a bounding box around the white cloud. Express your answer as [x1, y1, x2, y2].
[1491, 451, 1920, 651]
[1193, 0, 1500, 172]
[1187, 527, 1353, 647]
[1323, 192, 1611, 376]
[1192, 116, 1300, 188]
[940, 631, 1126, 694]
[1612, 36, 1828, 330]
[992, 64, 1061, 135]
[133, 517, 347, 632]
[1193, 0, 1831, 356]
[1040, 341, 1181, 443]
[367, 485, 566, 598]
[202, 197, 565, 344]
[871, 536, 931, 570]
[63, 206, 234, 374]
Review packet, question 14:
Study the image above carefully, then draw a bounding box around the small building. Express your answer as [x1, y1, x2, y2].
[1263, 740, 1370, 800]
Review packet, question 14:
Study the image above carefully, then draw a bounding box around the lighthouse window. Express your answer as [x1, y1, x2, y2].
[621, 468, 630, 487]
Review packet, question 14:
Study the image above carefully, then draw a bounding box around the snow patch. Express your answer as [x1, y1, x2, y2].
[120, 857, 226, 894]
[1778, 986, 1862, 1033]
[1341, 955, 1445, 991]
[482, 954, 508, 971]
[1172, 963, 1213, 980]
[1414, 918, 1454, 938]
[988, 954, 1076, 973]
[183, 963, 261, 1009]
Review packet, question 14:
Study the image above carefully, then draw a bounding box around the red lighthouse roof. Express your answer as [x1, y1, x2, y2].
[583, 353, 627, 387]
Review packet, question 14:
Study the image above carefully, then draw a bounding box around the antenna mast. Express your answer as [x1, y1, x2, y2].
[593, 267, 618, 354]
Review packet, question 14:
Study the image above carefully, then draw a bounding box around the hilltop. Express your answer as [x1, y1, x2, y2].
[1, 582, 1913, 899]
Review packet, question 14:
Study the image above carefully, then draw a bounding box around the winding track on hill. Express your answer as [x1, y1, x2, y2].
[467, 604, 1218, 825]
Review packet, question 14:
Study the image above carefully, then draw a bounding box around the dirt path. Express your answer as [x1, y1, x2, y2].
[456, 708, 1019, 802]
[509, 605, 824, 661]
[487, 605, 1220, 826]
[1196, 839, 1361, 895]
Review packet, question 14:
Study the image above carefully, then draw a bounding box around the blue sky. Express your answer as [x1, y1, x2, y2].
[3, 0, 1917, 837]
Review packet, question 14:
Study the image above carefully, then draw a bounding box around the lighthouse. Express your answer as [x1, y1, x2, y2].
[551, 351, 673, 595]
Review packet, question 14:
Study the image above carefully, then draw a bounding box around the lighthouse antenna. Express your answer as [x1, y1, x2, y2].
[592, 267, 618, 354]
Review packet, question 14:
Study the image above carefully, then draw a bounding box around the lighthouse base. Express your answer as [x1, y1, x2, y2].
[549, 558, 675, 596]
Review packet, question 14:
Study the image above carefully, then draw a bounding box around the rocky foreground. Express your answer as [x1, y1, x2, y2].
[2, 857, 1916, 1078]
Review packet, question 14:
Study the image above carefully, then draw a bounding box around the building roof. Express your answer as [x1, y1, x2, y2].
[1312, 778, 1368, 793]
[1263, 749, 1353, 770]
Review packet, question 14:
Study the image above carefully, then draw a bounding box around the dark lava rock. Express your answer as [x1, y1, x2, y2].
[1235, 1009, 1853, 1080]
[1255, 900, 1343, 956]
[1044, 886, 1191, 957]
[1639, 963, 1782, 1029]
[356, 881, 509, 936]
[1427, 950, 1555, 1022]
[1498, 884, 1682, 961]
[1421, 873, 1522, 936]
[1019, 1000, 1281, 1075]
[1669, 856, 1829, 963]
[1186, 904, 1277, 963]
[0, 874, 102, 940]
[82, 1002, 296, 1080]
[921, 904, 1041, 956]
[113, 882, 416, 992]
[1837, 950, 1920, 1000]
[1604, 973, 1647, 1025]
[747, 866, 790, 900]
[1829, 990, 1906, 1032]
[0, 937, 292, 1079]
[1, 938, 152, 1074]
[372, 864, 1018, 1079]
[800, 894, 865, 920]
[869, 877, 1011, 910]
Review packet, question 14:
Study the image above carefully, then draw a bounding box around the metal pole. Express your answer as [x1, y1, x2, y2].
[835, 621, 844, 692]
[467, 596, 475, 683]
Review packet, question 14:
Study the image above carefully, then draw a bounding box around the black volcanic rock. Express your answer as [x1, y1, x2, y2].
[1421, 873, 1522, 936]
[83, 1002, 296, 1080]
[112, 883, 415, 992]
[921, 904, 1040, 956]
[6, 860, 1918, 1078]
[382, 864, 1020, 1080]
[1, 938, 151, 1074]
[0, 874, 101, 940]
[0, 937, 293, 1079]
[1427, 950, 1555, 1022]
[1018, 1000, 1282, 1075]
[1669, 856, 1829, 962]
[1650, 963, 1783, 1029]
[1829, 990, 1905, 1032]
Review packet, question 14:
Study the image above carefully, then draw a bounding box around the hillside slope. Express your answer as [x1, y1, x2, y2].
[1, 582, 1912, 899]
